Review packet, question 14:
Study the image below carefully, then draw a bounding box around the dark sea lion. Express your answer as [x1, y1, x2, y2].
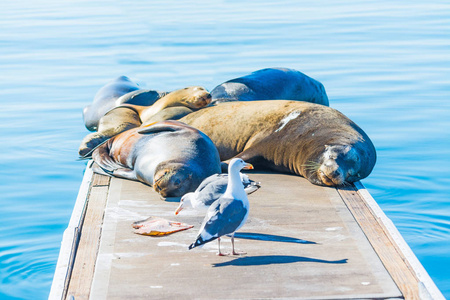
[210, 67, 329, 106]
[83, 76, 140, 131]
[92, 120, 221, 198]
[180, 101, 376, 186]
[116, 89, 167, 107]
[82, 76, 167, 131]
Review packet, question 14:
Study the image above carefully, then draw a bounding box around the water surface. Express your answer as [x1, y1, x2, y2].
[1, 1, 449, 298]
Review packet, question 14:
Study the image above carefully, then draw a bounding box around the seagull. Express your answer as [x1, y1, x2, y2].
[174, 173, 260, 215]
[188, 158, 253, 256]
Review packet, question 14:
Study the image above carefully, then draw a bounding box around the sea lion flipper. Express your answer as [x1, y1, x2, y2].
[138, 122, 180, 135]
[112, 168, 138, 181]
[79, 137, 112, 159]
[91, 156, 136, 181]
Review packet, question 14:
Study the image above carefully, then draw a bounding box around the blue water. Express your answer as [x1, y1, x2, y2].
[0, 0, 449, 298]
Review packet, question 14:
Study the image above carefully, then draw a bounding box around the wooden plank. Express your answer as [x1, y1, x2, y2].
[49, 166, 93, 300]
[92, 173, 111, 187]
[337, 185, 420, 300]
[65, 184, 109, 300]
[354, 182, 445, 300]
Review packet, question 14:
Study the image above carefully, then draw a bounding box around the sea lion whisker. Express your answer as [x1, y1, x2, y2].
[302, 161, 321, 172]
[304, 166, 318, 172]
[302, 160, 321, 166]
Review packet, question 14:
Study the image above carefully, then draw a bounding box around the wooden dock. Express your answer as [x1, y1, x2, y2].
[50, 163, 444, 300]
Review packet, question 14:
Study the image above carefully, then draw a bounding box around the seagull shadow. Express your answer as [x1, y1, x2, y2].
[234, 232, 316, 244]
[212, 255, 348, 267]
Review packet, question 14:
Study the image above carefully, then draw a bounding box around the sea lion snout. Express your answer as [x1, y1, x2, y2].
[317, 145, 362, 186]
[318, 160, 345, 186]
[187, 87, 211, 109]
[153, 165, 195, 198]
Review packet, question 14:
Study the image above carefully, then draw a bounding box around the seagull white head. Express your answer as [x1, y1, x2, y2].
[175, 192, 194, 215]
[228, 158, 254, 172]
[224, 158, 254, 200]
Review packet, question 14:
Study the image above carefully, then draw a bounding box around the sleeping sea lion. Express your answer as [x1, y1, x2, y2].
[210, 67, 329, 106]
[79, 87, 211, 156]
[79, 107, 141, 157]
[91, 120, 221, 198]
[116, 88, 167, 107]
[142, 106, 194, 125]
[82, 76, 167, 131]
[122, 86, 211, 124]
[180, 101, 376, 186]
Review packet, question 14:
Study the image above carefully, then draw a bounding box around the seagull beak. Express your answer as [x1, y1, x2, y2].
[243, 163, 254, 170]
[175, 202, 184, 215]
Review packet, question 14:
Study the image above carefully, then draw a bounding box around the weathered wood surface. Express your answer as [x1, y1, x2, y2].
[337, 186, 420, 300]
[65, 173, 110, 300]
[88, 172, 403, 300]
[54, 168, 444, 300]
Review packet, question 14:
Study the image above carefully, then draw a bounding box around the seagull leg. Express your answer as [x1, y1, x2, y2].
[231, 234, 246, 255]
[217, 237, 229, 256]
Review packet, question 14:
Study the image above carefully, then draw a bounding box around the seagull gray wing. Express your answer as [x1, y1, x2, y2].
[195, 175, 229, 206]
[200, 197, 248, 241]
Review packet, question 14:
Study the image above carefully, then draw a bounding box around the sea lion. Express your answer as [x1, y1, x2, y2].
[180, 101, 376, 186]
[142, 106, 194, 125]
[122, 86, 211, 124]
[91, 120, 221, 198]
[116, 88, 168, 107]
[79, 107, 141, 157]
[79, 87, 211, 156]
[210, 67, 329, 106]
[83, 76, 167, 131]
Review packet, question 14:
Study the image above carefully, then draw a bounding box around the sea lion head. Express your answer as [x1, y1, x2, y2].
[305, 144, 367, 187]
[318, 144, 362, 186]
[153, 162, 196, 198]
[178, 86, 212, 109]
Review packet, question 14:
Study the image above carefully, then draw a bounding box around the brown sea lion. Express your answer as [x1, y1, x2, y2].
[180, 101, 376, 186]
[91, 120, 221, 198]
[122, 86, 211, 124]
[142, 106, 194, 125]
[210, 67, 329, 106]
[79, 87, 211, 157]
[82, 76, 167, 131]
[79, 107, 141, 157]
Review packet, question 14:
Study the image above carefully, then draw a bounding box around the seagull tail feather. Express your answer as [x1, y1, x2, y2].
[188, 235, 217, 250]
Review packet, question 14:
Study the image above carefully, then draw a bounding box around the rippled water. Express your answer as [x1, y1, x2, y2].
[1, 0, 449, 298]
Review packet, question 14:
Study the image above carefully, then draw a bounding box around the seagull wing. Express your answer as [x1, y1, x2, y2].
[197, 197, 248, 244]
[195, 175, 228, 207]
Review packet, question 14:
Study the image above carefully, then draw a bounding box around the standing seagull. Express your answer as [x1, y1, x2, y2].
[175, 173, 260, 215]
[188, 158, 253, 255]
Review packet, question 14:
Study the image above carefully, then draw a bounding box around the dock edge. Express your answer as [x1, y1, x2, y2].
[354, 181, 444, 300]
[49, 162, 94, 300]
